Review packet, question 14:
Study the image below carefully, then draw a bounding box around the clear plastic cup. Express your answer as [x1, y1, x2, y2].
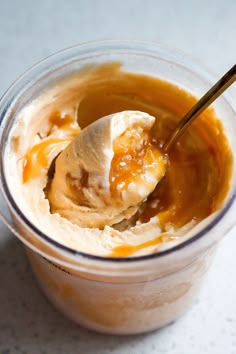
[0, 41, 235, 335]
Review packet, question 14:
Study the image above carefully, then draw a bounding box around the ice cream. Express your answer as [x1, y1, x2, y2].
[47, 111, 167, 228]
[5, 63, 233, 258]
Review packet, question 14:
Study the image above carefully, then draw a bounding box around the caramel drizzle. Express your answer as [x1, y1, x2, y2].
[110, 126, 164, 194]
[22, 111, 80, 183]
[109, 233, 176, 257]
[23, 138, 71, 183]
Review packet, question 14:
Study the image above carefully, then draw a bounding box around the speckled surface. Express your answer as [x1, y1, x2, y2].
[0, 1, 236, 353]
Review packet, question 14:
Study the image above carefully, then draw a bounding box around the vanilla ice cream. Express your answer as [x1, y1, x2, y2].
[47, 111, 167, 228]
[5, 63, 232, 258]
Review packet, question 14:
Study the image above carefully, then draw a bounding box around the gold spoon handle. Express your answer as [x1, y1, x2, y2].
[162, 64, 236, 153]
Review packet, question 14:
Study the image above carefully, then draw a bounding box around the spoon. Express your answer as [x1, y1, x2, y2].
[162, 64, 236, 153]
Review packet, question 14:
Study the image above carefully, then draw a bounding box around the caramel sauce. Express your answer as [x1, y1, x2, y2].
[22, 63, 233, 257]
[23, 138, 70, 183]
[110, 126, 164, 194]
[49, 110, 79, 132]
[22, 110, 80, 183]
[110, 233, 176, 257]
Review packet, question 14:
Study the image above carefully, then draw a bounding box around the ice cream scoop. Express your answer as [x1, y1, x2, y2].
[47, 111, 167, 228]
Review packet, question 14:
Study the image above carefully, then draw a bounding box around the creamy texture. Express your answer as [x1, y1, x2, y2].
[47, 111, 166, 228]
[5, 63, 233, 257]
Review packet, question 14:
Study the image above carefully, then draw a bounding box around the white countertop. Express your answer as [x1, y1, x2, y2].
[0, 1, 236, 353]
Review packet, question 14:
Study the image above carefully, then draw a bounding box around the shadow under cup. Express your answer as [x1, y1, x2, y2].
[0, 41, 236, 335]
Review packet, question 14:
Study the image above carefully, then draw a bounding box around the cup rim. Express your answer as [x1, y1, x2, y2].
[0, 39, 236, 264]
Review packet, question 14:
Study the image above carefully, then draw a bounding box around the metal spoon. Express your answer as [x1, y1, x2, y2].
[162, 64, 236, 153]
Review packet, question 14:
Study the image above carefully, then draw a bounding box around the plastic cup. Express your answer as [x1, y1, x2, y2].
[0, 41, 235, 335]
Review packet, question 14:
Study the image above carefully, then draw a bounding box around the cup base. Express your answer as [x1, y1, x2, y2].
[25, 246, 215, 335]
